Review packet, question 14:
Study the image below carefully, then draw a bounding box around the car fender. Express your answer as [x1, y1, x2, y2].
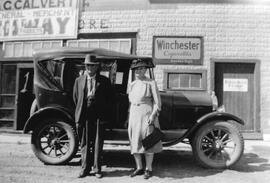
[163, 112, 244, 146]
[186, 111, 244, 138]
[23, 106, 74, 133]
[196, 111, 244, 125]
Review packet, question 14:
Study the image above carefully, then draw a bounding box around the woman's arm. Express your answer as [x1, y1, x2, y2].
[148, 80, 161, 123]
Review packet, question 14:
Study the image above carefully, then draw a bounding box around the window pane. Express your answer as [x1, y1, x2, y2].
[23, 42, 32, 57]
[4, 43, 14, 57]
[168, 74, 179, 89]
[167, 72, 203, 90]
[45, 61, 63, 78]
[14, 43, 23, 57]
[120, 40, 131, 54]
[51, 41, 62, 48]
[78, 41, 88, 48]
[99, 41, 109, 49]
[89, 41, 99, 48]
[190, 74, 201, 88]
[67, 41, 78, 47]
[32, 42, 42, 50]
[0, 120, 13, 128]
[42, 42, 51, 48]
[0, 110, 14, 120]
[0, 96, 15, 107]
[1, 65, 16, 94]
[109, 41, 119, 52]
[180, 74, 190, 88]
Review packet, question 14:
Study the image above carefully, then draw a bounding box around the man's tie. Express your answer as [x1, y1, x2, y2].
[87, 77, 95, 97]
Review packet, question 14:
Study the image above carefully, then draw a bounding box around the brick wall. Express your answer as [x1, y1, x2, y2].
[80, 4, 270, 136]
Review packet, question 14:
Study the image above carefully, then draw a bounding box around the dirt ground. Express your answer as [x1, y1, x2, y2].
[0, 136, 270, 183]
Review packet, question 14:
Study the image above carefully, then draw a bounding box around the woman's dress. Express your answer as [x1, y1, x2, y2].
[128, 78, 163, 154]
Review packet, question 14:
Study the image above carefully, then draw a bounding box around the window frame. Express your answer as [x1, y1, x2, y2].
[3, 41, 63, 58]
[66, 39, 132, 54]
[163, 69, 207, 91]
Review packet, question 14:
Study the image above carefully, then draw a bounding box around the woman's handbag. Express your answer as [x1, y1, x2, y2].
[142, 124, 164, 150]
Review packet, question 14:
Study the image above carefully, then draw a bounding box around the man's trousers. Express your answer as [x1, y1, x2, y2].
[78, 116, 104, 174]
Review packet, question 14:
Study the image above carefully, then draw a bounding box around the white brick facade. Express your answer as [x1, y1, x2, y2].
[80, 4, 270, 137]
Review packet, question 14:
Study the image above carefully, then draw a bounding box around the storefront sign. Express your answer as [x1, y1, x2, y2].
[153, 36, 203, 65]
[79, 18, 110, 30]
[0, 0, 78, 41]
[223, 78, 248, 92]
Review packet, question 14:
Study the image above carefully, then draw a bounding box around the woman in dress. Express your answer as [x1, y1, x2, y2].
[128, 59, 162, 179]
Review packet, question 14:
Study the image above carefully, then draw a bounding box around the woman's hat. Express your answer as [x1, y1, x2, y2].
[84, 54, 99, 65]
[130, 59, 152, 70]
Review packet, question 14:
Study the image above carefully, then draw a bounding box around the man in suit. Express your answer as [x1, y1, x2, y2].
[73, 54, 114, 178]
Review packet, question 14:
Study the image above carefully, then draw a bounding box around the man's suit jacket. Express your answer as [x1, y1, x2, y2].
[73, 74, 114, 125]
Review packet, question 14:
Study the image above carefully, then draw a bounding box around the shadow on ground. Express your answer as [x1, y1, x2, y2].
[64, 145, 270, 179]
[231, 145, 270, 172]
[102, 149, 224, 178]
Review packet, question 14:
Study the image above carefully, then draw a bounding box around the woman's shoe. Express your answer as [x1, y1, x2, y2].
[130, 169, 144, 177]
[144, 170, 152, 179]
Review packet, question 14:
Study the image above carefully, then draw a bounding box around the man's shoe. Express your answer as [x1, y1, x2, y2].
[95, 172, 103, 179]
[144, 170, 152, 179]
[78, 171, 88, 178]
[130, 169, 144, 177]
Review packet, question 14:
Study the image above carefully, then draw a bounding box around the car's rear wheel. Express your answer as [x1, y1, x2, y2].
[31, 118, 78, 165]
[191, 120, 244, 169]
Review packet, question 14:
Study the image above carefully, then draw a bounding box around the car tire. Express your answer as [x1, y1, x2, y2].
[31, 118, 78, 165]
[191, 120, 244, 169]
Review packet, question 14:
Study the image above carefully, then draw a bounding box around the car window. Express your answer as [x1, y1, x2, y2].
[39, 60, 64, 89]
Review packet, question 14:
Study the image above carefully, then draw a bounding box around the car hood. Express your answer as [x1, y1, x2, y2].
[161, 91, 212, 107]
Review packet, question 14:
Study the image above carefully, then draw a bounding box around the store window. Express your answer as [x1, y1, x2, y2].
[67, 39, 131, 54]
[0, 64, 17, 128]
[3, 41, 63, 57]
[163, 69, 207, 90]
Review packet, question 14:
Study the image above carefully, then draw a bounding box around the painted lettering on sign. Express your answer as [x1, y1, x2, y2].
[0, 0, 78, 41]
[0, 0, 74, 10]
[153, 36, 203, 65]
[79, 19, 109, 30]
[223, 78, 248, 92]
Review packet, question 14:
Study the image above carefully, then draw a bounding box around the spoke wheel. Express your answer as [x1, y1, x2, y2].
[31, 118, 78, 165]
[191, 121, 244, 169]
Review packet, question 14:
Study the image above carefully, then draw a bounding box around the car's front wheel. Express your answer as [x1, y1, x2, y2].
[31, 118, 78, 165]
[191, 120, 244, 169]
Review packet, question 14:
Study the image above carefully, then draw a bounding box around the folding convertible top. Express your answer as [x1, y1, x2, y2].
[33, 47, 153, 64]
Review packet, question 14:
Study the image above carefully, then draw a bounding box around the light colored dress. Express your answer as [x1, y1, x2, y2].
[128, 77, 163, 154]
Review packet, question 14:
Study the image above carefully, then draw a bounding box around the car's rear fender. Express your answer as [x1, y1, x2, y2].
[163, 112, 244, 146]
[23, 106, 74, 133]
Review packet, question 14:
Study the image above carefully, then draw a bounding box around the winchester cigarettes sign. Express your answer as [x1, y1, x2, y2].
[153, 36, 203, 65]
[0, 0, 79, 41]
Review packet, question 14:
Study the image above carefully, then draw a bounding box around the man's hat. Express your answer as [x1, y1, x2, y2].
[84, 54, 99, 65]
[130, 59, 152, 70]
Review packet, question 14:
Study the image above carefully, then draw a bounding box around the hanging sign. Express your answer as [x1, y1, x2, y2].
[0, 0, 79, 41]
[223, 78, 248, 92]
[153, 36, 203, 65]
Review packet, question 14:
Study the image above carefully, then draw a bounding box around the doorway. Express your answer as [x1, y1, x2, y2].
[15, 65, 35, 130]
[211, 59, 261, 139]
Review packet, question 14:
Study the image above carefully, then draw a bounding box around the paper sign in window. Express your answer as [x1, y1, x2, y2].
[223, 78, 248, 92]
[115, 72, 123, 84]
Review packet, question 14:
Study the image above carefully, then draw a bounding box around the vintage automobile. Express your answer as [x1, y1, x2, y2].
[24, 47, 244, 169]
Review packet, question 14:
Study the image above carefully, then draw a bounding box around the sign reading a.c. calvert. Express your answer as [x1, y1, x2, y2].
[153, 36, 203, 65]
[0, 0, 79, 41]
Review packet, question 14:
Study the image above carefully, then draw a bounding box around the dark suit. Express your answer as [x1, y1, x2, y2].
[73, 73, 114, 174]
